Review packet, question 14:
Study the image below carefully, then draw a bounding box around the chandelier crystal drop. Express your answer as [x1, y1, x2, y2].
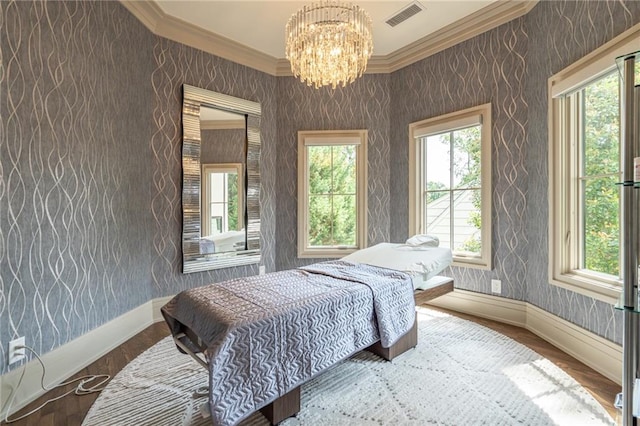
[285, 1, 373, 89]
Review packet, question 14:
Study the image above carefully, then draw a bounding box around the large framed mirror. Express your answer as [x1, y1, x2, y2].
[182, 84, 261, 273]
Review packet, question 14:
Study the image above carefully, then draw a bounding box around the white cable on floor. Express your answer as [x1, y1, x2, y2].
[2, 345, 111, 424]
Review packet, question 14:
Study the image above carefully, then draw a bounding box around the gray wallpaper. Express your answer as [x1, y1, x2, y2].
[0, 0, 278, 376]
[149, 37, 277, 298]
[390, 19, 529, 302]
[2, 0, 639, 377]
[389, 0, 640, 343]
[524, 0, 640, 344]
[276, 74, 391, 271]
[201, 129, 245, 165]
[0, 0, 154, 375]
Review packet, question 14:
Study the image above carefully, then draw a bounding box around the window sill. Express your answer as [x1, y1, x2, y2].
[452, 257, 492, 271]
[550, 272, 622, 305]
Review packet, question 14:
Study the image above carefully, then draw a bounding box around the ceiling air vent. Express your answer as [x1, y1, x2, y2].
[385, 2, 424, 28]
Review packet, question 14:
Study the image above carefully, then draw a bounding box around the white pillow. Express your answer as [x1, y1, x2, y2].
[406, 234, 440, 247]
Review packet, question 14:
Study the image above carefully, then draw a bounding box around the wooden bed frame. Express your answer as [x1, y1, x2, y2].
[258, 277, 454, 424]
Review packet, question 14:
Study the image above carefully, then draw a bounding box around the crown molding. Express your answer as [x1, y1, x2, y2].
[119, 0, 279, 75]
[120, 0, 538, 77]
[382, 0, 538, 73]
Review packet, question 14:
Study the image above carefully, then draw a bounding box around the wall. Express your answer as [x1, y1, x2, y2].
[389, 0, 640, 344]
[0, 0, 278, 376]
[200, 129, 245, 165]
[390, 18, 529, 301]
[149, 36, 277, 297]
[276, 75, 391, 271]
[0, 0, 154, 375]
[2, 0, 639, 378]
[524, 0, 640, 343]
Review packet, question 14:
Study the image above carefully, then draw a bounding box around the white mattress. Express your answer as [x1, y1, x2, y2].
[342, 243, 453, 290]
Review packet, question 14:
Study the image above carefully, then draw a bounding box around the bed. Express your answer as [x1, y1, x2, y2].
[199, 229, 246, 254]
[162, 241, 453, 426]
[342, 242, 452, 289]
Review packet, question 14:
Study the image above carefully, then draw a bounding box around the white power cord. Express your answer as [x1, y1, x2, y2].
[2, 345, 111, 423]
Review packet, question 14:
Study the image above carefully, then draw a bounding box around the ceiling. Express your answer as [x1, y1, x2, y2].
[156, 1, 496, 58]
[121, 0, 537, 75]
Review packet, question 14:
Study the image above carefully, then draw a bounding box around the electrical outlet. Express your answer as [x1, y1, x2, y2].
[8, 336, 26, 365]
[259, 265, 266, 275]
[491, 279, 501, 294]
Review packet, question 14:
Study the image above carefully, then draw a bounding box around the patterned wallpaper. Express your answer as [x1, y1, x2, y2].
[389, 0, 640, 343]
[149, 37, 277, 298]
[275, 75, 391, 271]
[201, 129, 245, 165]
[2, 0, 640, 377]
[0, 0, 278, 376]
[524, 0, 640, 344]
[390, 18, 529, 302]
[0, 0, 154, 375]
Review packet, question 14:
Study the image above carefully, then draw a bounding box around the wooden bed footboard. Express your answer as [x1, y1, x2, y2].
[260, 387, 301, 425]
[414, 278, 454, 306]
[366, 315, 418, 361]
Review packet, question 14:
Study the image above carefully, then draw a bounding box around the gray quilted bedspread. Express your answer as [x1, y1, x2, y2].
[161, 261, 414, 426]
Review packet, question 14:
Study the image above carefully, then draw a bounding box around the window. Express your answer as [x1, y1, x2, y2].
[201, 163, 244, 236]
[409, 104, 492, 269]
[548, 25, 640, 303]
[297, 130, 367, 258]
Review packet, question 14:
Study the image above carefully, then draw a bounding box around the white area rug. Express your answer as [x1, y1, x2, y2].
[83, 308, 615, 425]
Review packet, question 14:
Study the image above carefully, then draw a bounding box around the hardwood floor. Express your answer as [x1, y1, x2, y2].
[1, 322, 171, 426]
[1, 308, 621, 425]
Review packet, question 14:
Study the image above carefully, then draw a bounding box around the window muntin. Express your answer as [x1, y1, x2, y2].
[298, 131, 367, 258]
[409, 104, 492, 269]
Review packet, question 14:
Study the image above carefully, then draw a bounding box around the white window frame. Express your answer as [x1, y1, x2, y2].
[297, 130, 368, 258]
[409, 103, 492, 270]
[548, 24, 640, 304]
[201, 163, 244, 237]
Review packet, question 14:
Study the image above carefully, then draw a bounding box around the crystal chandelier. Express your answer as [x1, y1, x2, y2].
[285, 1, 373, 89]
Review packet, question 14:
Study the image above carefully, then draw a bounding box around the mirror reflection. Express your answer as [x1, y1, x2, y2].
[182, 84, 261, 273]
[199, 107, 246, 255]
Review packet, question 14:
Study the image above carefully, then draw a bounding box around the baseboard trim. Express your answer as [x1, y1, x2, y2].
[525, 303, 622, 385]
[427, 289, 527, 327]
[0, 301, 155, 419]
[1, 289, 622, 418]
[152, 296, 174, 323]
[427, 289, 622, 385]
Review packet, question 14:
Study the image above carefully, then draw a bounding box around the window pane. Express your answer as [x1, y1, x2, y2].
[210, 173, 225, 202]
[332, 195, 357, 246]
[425, 192, 451, 248]
[211, 203, 225, 234]
[332, 145, 356, 194]
[308, 195, 333, 246]
[227, 173, 239, 231]
[452, 189, 482, 255]
[425, 134, 450, 191]
[453, 126, 481, 189]
[308, 146, 332, 194]
[582, 176, 620, 276]
[582, 72, 619, 176]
